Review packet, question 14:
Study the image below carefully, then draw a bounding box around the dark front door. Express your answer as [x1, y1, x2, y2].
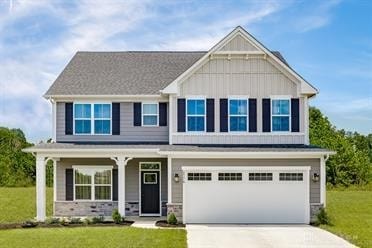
[141, 171, 160, 214]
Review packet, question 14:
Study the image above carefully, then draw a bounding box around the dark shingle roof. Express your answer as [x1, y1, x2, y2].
[45, 50, 289, 96]
[45, 51, 206, 96]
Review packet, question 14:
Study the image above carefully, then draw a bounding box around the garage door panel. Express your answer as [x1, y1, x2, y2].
[183, 169, 309, 224]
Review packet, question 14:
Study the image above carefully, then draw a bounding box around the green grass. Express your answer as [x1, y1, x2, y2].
[0, 227, 187, 248]
[320, 189, 372, 248]
[0, 187, 53, 223]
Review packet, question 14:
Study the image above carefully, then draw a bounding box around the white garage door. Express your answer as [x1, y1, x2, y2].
[183, 166, 310, 224]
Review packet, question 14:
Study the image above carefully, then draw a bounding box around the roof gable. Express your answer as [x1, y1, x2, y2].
[162, 26, 318, 97]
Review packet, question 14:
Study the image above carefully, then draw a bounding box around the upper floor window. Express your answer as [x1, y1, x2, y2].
[142, 103, 158, 126]
[74, 103, 111, 135]
[271, 99, 290, 132]
[187, 99, 205, 132]
[229, 99, 248, 131]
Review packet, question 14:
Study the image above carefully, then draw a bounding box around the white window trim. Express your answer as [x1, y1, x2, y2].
[228, 96, 249, 132]
[142, 102, 159, 127]
[270, 97, 291, 133]
[72, 166, 113, 202]
[186, 98, 206, 132]
[73, 102, 112, 135]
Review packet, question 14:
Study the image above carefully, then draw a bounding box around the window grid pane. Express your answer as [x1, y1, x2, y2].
[188, 173, 212, 181]
[218, 173, 242, 181]
[187, 99, 205, 131]
[248, 173, 273, 181]
[94, 186, 111, 200]
[143, 104, 158, 115]
[94, 170, 111, 184]
[272, 99, 290, 132]
[75, 186, 91, 200]
[279, 173, 303, 181]
[229, 99, 248, 131]
[75, 120, 91, 134]
[143, 115, 158, 126]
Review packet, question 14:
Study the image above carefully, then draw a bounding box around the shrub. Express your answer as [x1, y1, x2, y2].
[45, 217, 60, 225]
[84, 217, 92, 225]
[167, 213, 177, 225]
[92, 216, 105, 224]
[69, 217, 81, 224]
[315, 207, 331, 225]
[112, 209, 123, 224]
[21, 220, 38, 228]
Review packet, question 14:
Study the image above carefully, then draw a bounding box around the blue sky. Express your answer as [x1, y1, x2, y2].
[0, 0, 371, 142]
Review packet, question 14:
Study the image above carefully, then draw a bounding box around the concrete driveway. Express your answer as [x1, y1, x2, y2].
[186, 225, 355, 248]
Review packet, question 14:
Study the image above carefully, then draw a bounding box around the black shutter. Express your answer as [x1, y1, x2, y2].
[249, 98, 257, 132]
[206, 99, 215, 132]
[177, 99, 186, 132]
[159, 102, 167, 126]
[65, 169, 73, 201]
[112, 103, 120, 135]
[133, 102, 142, 126]
[291, 98, 300, 132]
[220, 99, 228, 132]
[262, 98, 271, 132]
[112, 169, 118, 201]
[65, 103, 73, 135]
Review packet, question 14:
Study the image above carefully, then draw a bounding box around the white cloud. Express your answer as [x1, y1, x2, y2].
[295, 0, 342, 32]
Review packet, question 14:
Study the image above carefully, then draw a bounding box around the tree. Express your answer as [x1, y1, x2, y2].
[309, 107, 372, 185]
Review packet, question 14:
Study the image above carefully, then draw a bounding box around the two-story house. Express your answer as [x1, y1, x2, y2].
[25, 26, 333, 224]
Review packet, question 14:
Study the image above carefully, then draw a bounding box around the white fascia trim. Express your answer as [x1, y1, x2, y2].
[172, 132, 305, 136]
[45, 95, 168, 101]
[182, 166, 311, 171]
[158, 151, 336, 159]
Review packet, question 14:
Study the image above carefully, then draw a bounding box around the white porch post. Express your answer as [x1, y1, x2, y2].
[167, 156, 172, 203]
[320, 155, 328, 207]
[111, 156, 132, 216]
[36, 155, 46, 221]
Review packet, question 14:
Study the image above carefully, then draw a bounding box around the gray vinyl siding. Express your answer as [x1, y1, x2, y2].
[171, 56, 306, 145]
[56, 102, 168, 143]
[219, 35, 259, 51]
[56, 158, 167, 202]
[171, 158, 320, 204]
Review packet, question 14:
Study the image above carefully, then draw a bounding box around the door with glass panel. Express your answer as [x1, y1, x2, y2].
[140, 162, 160, 215]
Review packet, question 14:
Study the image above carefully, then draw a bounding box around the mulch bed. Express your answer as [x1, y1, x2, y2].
[155, 220, 185, 228]
[0, 221, 134, 230]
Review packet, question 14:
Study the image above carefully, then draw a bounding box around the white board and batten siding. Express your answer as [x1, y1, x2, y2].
[171, 51, 307, 145]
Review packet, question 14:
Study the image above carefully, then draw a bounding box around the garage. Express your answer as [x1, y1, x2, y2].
[182, 166, 310, 224]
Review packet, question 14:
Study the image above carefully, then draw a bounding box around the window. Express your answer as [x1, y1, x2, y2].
[74, 103, 111, 134]
[74, 104, 91, 134]
[142, 103, 158, 126]
[74, 167, 112, 201]
[187, 99, 205, 131]
[218, 173, 242, 181]
[229, 99, 248, 131]
[249, 173, 273, 181]
[279, 173, 303, 181]
[144, 173, 157, 184]
[94, 104, 111, 134]
[141, 163, 160, 170]
[272, 99, 290, 131]
[188, 173, 212, 181]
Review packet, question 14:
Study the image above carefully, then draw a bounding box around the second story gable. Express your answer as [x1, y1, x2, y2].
[45, 27, 318, 145]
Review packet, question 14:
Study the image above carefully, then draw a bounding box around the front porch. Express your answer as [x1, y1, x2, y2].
[31, 146, 173, 221]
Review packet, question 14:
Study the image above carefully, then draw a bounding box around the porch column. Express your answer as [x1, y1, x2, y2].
[111, 156, 132, 216]
[36, 155, 46, 221]
[167, 156, 172, 203]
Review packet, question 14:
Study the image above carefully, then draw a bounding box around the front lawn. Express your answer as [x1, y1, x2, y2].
[0, 187, 53, 223]
[0, 227, 187, 248]
[321, 188, 372, 248]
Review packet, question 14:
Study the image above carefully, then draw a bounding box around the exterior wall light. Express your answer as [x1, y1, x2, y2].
[312, 173, 320, 182]
[174, 173, 180, 183]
